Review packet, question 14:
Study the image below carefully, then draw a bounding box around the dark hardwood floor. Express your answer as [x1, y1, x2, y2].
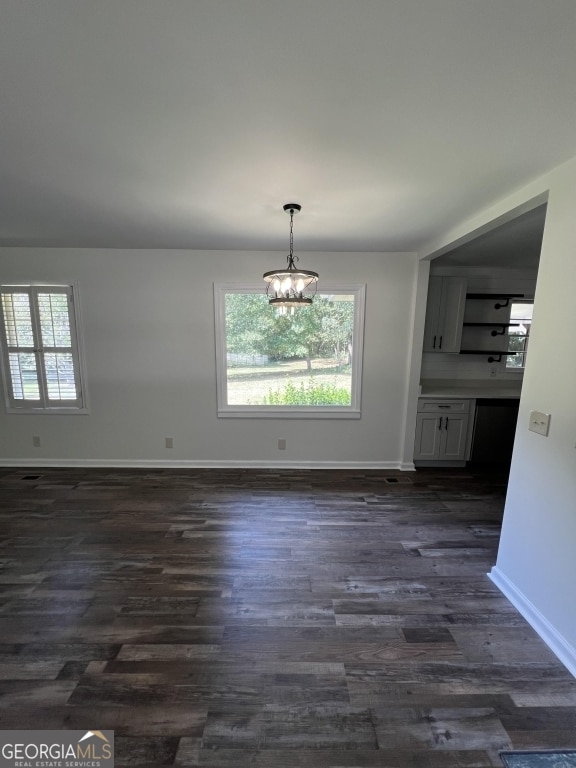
[1, 466, 575, 767]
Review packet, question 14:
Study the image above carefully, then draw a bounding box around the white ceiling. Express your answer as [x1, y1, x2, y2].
[1, 1, 576, 254]
[433, 204, 547, 270]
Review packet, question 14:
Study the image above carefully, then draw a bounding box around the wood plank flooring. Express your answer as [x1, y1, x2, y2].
[1, 466, 575, 767]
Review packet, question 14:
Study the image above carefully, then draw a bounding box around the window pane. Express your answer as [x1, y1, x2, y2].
[44, 352, 77, 399]
[8, 352, 40, 400]
[510, 303, 534, 323]
[224, 293, 355, 407]
[1, 293, 34, 347]
[506, 301, 532, 369]
[38, 293, 72, 347]
[508, 335, 527, 352]
[506, 352, 525, 369]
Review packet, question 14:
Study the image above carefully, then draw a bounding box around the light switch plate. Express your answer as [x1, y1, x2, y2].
[529, 410, 551, 436]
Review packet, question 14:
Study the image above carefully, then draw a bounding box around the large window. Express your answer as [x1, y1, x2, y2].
[506, 301, 533, 370]
[214, 284, 366, 418]
[0, 284, 87, 412]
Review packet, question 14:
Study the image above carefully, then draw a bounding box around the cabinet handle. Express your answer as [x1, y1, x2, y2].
[438, 405, 450, 408]
[445, 417, 448, 430]
[432, 335, 437, 349]
[439, 335, 443, 349]
[438, 417, 443, 431]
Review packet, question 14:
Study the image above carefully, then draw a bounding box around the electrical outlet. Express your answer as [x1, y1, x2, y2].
[528, 410, 551, 437]
[165, 437, 173, 449]
[32, 435, 41, 448]
[278, 439, 286, 450]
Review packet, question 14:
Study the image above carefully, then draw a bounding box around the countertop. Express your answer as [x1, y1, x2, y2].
[419, 379, 522, 400]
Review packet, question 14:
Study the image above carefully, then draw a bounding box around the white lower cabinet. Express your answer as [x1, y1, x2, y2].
[414, 399, 473, 464]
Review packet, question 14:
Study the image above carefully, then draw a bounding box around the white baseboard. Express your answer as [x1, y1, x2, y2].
[489, 565, 576, 678]
[0, 458, 409, 471]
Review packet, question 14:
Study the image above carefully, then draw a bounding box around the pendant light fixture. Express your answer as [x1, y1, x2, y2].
[263, 203, 319, 307]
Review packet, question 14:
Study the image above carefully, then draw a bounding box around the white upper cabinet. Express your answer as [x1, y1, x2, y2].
[423, 276, 467, 353]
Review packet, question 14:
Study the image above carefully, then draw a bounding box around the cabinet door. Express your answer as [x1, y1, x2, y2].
[422, 277, 466, 353]
[414, 413, 443, 460]
[422, 276, 444, 352]
[440, 414, 469, 461]
[439, 277, 467, 353]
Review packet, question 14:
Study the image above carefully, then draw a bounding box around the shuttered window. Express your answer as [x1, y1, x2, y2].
[0, 285, 87, 412]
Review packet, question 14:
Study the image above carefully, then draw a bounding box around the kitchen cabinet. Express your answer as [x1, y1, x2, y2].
[423, 276, 467, 353]
[414, 398, 472, 464]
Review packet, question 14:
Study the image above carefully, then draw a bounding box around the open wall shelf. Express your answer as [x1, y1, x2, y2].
[465, 293, 525, 309]
[463, 322, 521, 336]
[459, 350, 507, 363]
[460, 294, 525, 361]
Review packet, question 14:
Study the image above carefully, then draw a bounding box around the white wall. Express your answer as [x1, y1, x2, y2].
[420, 154, 576, 675]
[489, 157, 576, 674]
[0, 248, 419, 468]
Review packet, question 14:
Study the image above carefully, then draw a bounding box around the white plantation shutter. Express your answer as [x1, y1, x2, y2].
[0, 285, 86, 411]
[2, 292, 40, 401]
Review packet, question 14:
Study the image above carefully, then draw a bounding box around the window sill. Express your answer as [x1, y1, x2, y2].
[6, 406, 90, 415]
[218, 407, 361, 419]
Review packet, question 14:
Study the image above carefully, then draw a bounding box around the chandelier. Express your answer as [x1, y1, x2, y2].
[263, 203, 319, 307]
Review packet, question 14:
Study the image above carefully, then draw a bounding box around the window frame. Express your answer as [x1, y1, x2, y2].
[214, 282, 366, 419]
[0, 282, 89, 414]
